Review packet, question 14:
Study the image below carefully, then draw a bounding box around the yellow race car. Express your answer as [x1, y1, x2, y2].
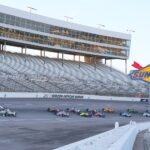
[102, 107, 114, 113]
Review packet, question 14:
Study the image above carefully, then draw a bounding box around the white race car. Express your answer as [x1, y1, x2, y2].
[143, 112, 150, 117]
[0, 105, 4, 111]
[5, 109, 16, 117]
[0, 109, 16, 117]
[0, 110, 6, 116]
[120, 112, 131, 117]
[56, 111, 70, 117]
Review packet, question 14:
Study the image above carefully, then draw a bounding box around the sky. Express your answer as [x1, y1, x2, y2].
[0, 0, 150, 73]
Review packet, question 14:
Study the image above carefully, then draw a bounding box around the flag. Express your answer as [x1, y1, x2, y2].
[132, 61, 143, 69]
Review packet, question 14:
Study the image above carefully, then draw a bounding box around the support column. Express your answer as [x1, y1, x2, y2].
[94, 56, 97, 70]
[44, 50, 45, 57]
[43, 50, 46, 64]
[125, 59, 127, 74]
[74, 55, 76, 61]
[62, 53, 64, 67]
[4, 42, 6, 56]
[2, 44, 4, 51]
[110, 59, 112, 71]
[21, 47, 24, 54]
[79, 55, 81, 69]
[0, 44, 2, 51]
[40, 50, 42, 57]
[57, 52, 59, 59]
[25, 47, 27, 54]
[25, 46, 27, 62]
[105, 58, 107, 64]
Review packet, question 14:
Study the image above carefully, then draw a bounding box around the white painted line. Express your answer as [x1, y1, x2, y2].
[0, 118, 50, 122]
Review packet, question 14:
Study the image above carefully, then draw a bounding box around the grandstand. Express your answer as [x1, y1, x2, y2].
[0, 4, 148, 97]
[0, 51, 148, 96]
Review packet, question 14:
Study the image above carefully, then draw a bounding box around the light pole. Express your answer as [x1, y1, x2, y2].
[27, 6, 37, 13]
[98, 24, 106, 29]
[64, 16, 73, 22]
[126, 29, 135, 34]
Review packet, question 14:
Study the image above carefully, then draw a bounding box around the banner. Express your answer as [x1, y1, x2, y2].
[129, 65, 150, 83]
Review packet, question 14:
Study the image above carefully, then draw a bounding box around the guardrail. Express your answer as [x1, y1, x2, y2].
[55, 121, 150, 150]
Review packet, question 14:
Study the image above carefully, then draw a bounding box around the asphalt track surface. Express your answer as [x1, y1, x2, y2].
[0, 98, 150, 150]
[133, 129, 150, 150]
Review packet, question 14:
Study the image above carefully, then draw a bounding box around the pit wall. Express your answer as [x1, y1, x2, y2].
[0, 92, 141, 102]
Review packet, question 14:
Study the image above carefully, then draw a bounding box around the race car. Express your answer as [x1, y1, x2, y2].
[127, 108, 138, 113]
[66, 107, 80, 113]
[143, 112, 150, 117]
[95, 112, 105, 118]
[47, 107, 60, 113]
[79, 112, 92, 117]
[0, 108, 16, 117]
[0, 110, 6, 116]
[5, 109, 16, 117]
[0, 105, 4, 111]
[56, 111, 70, 117]
[140, 98, 148, 102]
[85, 108, 97, 115]
[120, 112, 131, 117]
[102, 107, 114, 113]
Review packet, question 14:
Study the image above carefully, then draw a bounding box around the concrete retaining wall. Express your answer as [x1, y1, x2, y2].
[0, 92, 141, 102]
[55, 122, 150, 150]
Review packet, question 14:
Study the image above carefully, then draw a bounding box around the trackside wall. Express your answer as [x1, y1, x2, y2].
[0, 92, 141, 102]
[55, 122, 150, 150]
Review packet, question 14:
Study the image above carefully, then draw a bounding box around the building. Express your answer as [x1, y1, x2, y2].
[0, 4, 131, 65]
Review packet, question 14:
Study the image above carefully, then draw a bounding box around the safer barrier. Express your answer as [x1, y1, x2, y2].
[0, 92, 141, 102]
[55, 122, 150, 150]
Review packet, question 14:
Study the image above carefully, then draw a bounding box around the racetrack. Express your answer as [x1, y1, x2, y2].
[0, 98, 150, 150]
